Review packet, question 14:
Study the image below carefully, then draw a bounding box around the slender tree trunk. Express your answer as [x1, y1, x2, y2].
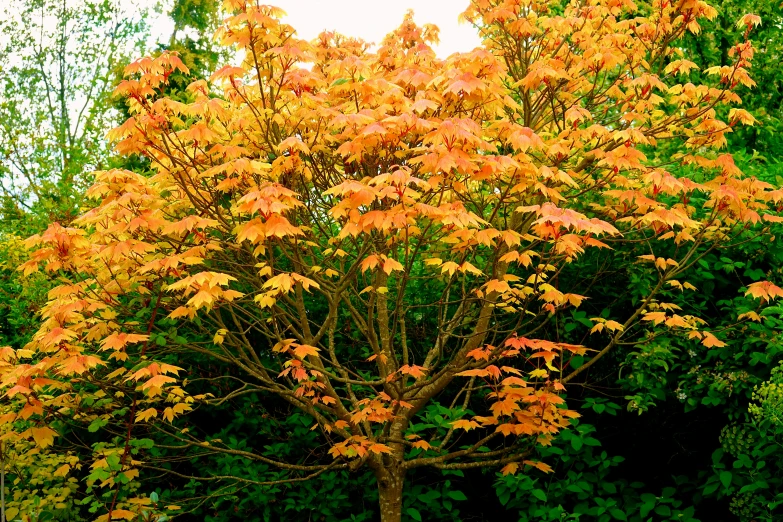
[376, 418, 407, 522]
[377, 466, 405, 522]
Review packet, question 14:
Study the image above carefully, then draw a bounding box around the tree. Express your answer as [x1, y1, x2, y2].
[5, 0, 783, 521]
[681, 0, 783, 155]
[0, 0, 147, 232]
[166, 0, 224, 83]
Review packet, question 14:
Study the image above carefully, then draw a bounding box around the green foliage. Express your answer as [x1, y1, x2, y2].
[144, 393, 471, 522]
[553, 148, 783, 521]
[702, 423, 783, 521]
[164, 0, 224, 87]
[0, 237, 51, 347]
[496, 419, 699, 522]
[751, 361, 783, 427]
[681, 1, 783, 156]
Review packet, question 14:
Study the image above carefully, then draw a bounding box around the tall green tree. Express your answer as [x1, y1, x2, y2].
[0, 0, 147, 233]
[166, 0, 224, 85]
[682, 0, 783, 155]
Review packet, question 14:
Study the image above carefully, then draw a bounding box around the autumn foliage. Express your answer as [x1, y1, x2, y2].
[2, 0, 782, 520]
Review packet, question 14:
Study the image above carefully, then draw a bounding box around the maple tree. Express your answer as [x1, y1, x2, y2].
[2, 0, 783, 520]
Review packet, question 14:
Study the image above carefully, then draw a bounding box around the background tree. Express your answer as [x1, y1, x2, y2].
[0, 1, 222, 519]
[681, 0, 783, 156]
[0, 0, 148, 234]
[166, 0, 224, 86]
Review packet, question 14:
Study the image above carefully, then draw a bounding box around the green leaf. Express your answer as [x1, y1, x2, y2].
[711, 448, 724, 465]
[640, 493, 656, 504]
[531, 489, 547, 501]
[703, 482, 720, 495]
[417, 490, 440, 502]
[406, 507, 422, 521]
[610, 508, 628, 520]
[88, 417, 108, 433]
[719, 471, 732, 489]
[739, 483, 761, 494]
[448, 490, 467, 501]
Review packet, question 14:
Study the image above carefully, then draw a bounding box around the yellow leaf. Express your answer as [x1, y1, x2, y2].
[746, 281, 783, 302]
[108, 509, 137, 520]
[642, 312, 667, 325]
[701, 332, 726, 348]
[736, 14, 762, 28]
[136, 408, 158, 422]
[31, 426, 57, 448]
[382, 257, 404, 275]
[255, 294, 277, 308]
[54, 464, 71, 477]
[460, 261, 483, 276]
[441, 261, 459, 277]
[738, 311, 761, 322]
[213, 328, 227, 345]
[605, 320, 624, 332]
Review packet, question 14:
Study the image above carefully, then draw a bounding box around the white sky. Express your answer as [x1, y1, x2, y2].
[275, 0, 481, 57]
[152, 0, 482, 58]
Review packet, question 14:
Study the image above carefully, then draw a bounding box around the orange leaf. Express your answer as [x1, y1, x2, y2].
[31, 426, 57, 448]
[500, 462, 519, 475]
[452, 419, 480, 431]
[412, 440, 432, 450]
[524, 460, 554, 473]
[293, 344, 320, 359]
[701, 332, 726, 348]
[399, 365, 427, 378]
[746, 281, 783, 302]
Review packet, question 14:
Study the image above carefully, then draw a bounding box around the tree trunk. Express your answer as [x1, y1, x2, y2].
[377, 467, 405, 522]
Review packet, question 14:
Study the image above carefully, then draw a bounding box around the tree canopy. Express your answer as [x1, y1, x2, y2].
[1, 0, 783, 521]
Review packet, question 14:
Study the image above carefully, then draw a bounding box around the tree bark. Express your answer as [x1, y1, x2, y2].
[377, 466, 405, 522]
